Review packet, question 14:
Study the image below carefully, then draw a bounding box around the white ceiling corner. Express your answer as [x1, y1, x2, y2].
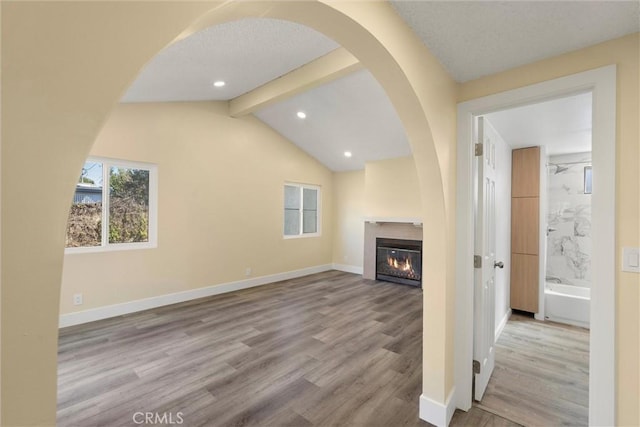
[391, 1, 640, 82]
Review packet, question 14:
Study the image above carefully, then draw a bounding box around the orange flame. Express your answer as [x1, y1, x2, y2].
[387, 255, 414, 273]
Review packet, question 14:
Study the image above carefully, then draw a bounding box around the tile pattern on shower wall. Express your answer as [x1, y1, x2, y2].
[546, 152, 592, 287]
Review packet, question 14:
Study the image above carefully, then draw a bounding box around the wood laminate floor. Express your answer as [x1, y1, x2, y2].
[58, 271, 518, 427]
[476, 313, 590, 426]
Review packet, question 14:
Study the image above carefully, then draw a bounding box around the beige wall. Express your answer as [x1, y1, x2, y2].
[61, 102, 333, 314]
[332, 170, 365, 269]
[3, 3, 225, 423]
[364, 156, 422, 219]
[66, 108, 426, 314]
[332, 156, 424, 272]
[459, 33, 640, 426]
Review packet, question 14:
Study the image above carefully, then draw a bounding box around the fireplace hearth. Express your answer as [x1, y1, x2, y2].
[376, 238, 422, 287]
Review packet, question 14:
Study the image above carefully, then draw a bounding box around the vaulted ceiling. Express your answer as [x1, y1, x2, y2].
[122, 2, 639, 171]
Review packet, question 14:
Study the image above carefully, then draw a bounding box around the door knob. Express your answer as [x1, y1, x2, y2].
[494, 261, 504, 269]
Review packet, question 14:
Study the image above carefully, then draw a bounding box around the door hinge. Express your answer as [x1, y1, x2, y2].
[473, 359, 481, 374]
[475, 143, 483, 156]
[474, 255, 482, 268]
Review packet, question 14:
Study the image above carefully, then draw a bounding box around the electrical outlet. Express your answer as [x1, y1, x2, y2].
[245, 268, 252, 277]
[73, 293, 83, 305]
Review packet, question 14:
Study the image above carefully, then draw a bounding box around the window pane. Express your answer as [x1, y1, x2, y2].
[109, 166, 150, 244]
[284, 185, 301, 209]
[284, 209, 300, 236]
[303, 209, 317, 234]
[584, 166, 592, 194]
[303, 188, 317, 210]
[66, 161, 103, 248]
[303, 188, 318, 234]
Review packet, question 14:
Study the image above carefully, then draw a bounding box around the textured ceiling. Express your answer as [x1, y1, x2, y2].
[391, 1, 640, 82]
[255, 69, 410, 172]
[122, 18, 338, 102]
[485, 92, 592, 156]
[120, 5, 636, 171]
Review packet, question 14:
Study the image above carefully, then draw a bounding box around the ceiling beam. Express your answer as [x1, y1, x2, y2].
[229, 47, 363, 117]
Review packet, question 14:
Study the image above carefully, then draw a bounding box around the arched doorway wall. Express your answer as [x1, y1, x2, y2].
[1, 2, 457, 425]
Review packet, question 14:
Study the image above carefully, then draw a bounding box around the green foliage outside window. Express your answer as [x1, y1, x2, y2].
[66, 162, 153, 248]
[108, 167, 150, 244]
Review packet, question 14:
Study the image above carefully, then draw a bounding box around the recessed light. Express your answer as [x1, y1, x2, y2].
[344, 151, 352, 158]
[296, 111, 307, 119]
[213, 81, 226, 88]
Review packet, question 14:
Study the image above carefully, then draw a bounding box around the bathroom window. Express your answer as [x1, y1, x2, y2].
[584, 166, 592, 194]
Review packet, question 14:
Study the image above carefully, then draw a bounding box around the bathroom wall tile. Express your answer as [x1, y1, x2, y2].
[546, 152, 592, 287]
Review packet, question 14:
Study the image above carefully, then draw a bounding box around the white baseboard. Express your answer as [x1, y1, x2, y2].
[59, 264, 333, 328]
[331, 263, 363, 275]
[419, 387, 456, 427]
[495, 308, 512, 342]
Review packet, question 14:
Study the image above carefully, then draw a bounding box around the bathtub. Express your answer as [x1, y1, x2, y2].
[545, 281, 590, 329]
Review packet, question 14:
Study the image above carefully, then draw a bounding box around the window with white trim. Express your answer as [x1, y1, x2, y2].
[66, 157, 158, 252]
[284, 183, 320, 237]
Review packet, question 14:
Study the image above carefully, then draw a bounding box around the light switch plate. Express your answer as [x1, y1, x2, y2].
[622, 247, 640, 273]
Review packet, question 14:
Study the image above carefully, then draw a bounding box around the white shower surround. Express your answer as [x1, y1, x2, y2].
[544, 152, 592, 329]
[546, 152, 592, 287]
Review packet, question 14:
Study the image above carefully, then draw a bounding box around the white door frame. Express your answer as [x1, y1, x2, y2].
[454, 65, 616, 426]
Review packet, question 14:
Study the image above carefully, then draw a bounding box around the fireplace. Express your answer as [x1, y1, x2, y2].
[376, 238, 422, 287]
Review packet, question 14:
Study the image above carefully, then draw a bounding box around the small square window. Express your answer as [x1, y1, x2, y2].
[284, 183, 320, 237]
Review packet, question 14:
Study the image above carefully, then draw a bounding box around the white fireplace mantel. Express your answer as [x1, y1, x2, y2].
[363, 217, 423, 227]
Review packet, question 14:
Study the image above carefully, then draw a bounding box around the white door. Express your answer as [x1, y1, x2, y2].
[473, 116, 498, 401]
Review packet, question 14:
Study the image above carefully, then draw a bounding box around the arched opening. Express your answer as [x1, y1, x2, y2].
[2, 2, 455, 425]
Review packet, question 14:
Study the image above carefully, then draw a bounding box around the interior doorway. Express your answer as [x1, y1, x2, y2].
[455, 65, 616, 426]
[485, 91, 594, 328]
[469, 92, 593, 424]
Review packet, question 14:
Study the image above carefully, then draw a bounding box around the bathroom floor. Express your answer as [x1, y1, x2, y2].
[475, 313, 589, 426]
